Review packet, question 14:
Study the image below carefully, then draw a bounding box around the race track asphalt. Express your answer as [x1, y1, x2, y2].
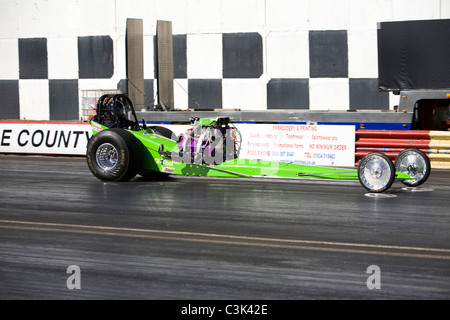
[0, 155, 449, 303]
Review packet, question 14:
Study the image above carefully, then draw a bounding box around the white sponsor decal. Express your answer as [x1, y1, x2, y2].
[236, 124, 355, 167]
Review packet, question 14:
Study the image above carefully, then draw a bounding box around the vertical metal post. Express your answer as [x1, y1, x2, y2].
[156, 20, 174, 110]
[126, 18, 145, 110]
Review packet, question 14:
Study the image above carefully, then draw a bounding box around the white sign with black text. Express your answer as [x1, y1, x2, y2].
[0, 122, 92, 155]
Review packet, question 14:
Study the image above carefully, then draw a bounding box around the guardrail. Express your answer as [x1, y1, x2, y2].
[356, 130, 450, 169]
[429, 131, 450, 169]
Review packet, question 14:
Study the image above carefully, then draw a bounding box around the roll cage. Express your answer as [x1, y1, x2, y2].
[94, 94, 143, 131]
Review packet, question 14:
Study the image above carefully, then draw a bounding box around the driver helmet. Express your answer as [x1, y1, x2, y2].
[116, 100, 127, 119]
[104, 98, 114, 110]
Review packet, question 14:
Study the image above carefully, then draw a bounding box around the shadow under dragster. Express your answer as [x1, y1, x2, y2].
[86, 94, 431, 193]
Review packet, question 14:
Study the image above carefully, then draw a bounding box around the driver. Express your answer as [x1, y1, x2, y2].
[97, 97, 116, 128]
[101, 97, 137, 129]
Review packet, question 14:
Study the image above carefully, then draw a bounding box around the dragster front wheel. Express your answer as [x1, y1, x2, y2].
[395, 148, 431, 187]
[358, 152, 395, 193]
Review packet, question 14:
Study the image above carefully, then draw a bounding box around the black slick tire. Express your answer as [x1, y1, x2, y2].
[86, 128, 143, 182]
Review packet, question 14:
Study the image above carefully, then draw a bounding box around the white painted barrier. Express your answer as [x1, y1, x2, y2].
[1, 121, 356, 167]
[0, 121, 91, 156]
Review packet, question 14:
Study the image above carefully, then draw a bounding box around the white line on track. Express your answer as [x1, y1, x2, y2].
[1, 219, 449, 260]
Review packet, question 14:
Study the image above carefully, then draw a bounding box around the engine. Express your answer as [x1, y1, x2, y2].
[178, 117, 242, 165]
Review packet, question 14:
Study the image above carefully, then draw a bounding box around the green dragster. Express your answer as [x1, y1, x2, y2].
[87, 94, 431, 193]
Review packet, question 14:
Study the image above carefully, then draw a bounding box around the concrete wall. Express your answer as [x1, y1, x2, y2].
[0, 0, 449, 120]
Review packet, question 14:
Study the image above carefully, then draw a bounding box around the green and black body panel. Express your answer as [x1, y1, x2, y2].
[89, 120, 411, 180]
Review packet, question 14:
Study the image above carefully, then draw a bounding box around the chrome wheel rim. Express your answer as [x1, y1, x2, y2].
[360, 156, 392, 191]
[96, 143, 118, 170]
[395, 150, 427, 182]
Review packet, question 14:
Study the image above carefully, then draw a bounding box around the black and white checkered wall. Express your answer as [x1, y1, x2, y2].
[1, 0, 447, 121]
[168, 31, 389, 111]
[0, 36, 114, 120]
[0, 30, 390, 121]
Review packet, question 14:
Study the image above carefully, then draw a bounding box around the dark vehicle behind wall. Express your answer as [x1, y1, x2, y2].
[377, 18, 450, 130]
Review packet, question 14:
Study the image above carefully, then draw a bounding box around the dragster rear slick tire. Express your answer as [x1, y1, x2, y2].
[86, 128, 143, 182]
[358, 152, 395, 193]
